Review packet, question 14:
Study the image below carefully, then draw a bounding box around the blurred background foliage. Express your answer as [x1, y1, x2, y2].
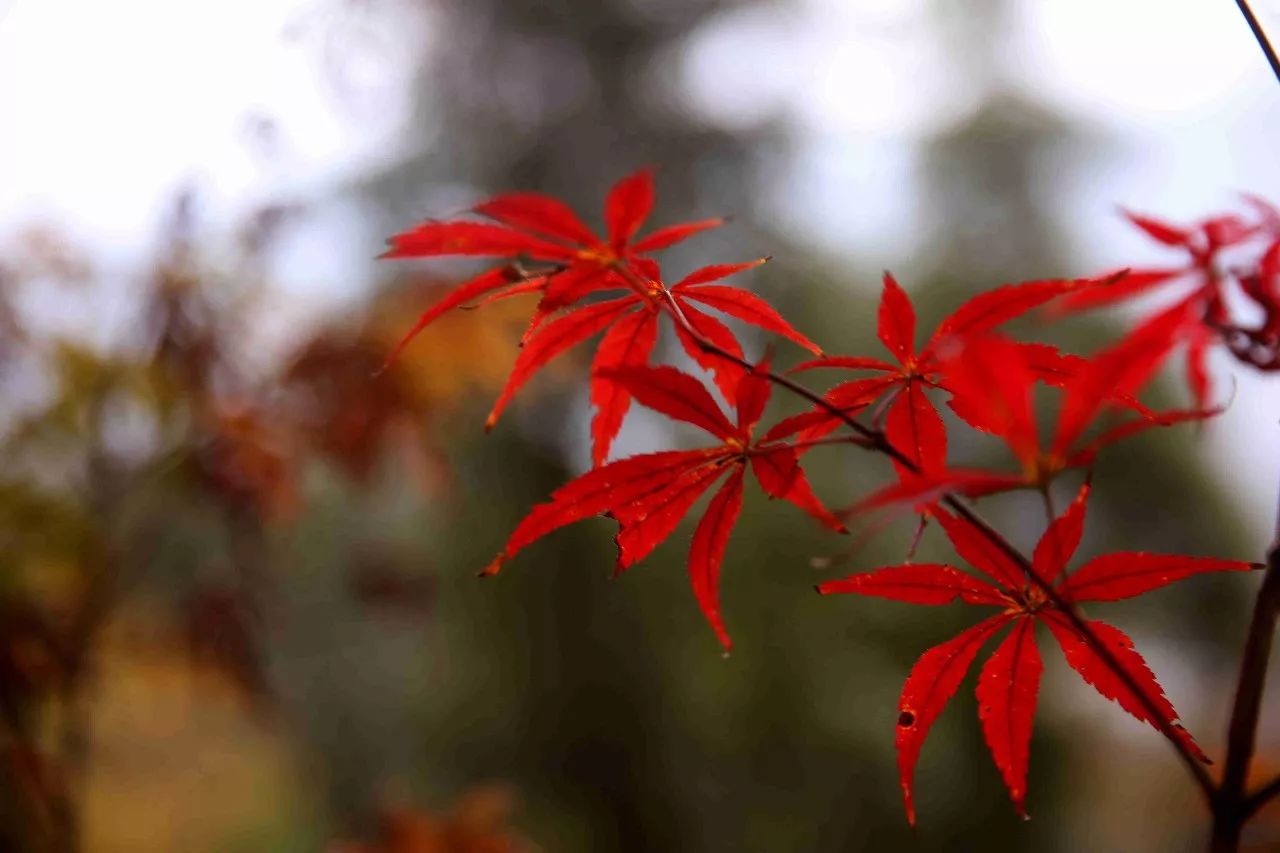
[1, 0, 1279, 851]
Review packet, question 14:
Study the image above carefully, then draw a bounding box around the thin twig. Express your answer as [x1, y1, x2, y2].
[1244, 772, 1280, 818]
[1234, 0, 1280, 85]
[615, 264, 1220, 798]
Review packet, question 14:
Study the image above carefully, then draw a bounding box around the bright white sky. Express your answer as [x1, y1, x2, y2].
[1, 0, 1278, 540]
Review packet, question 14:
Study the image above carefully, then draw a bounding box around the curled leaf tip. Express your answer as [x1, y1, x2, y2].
[478, 556, 504, 578]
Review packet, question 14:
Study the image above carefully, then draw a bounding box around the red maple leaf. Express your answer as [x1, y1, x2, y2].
[457, 257, 819, 466]
[481, 360, 843, 650]
[1051, 208, 1263, 407]
[380, 168, 723, 368]
[851, 334, 1221, 513]
[817, 481, 1258, 823]
[791, 272, 1114, 472]
[381, 172, 819, 465]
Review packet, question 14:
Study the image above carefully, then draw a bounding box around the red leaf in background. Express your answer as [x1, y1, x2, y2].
[1120, 209, 1193, 247]
[689, 468, 746, 651]
[849, 469, 1025, 517]
[1050, 268, 1183, 316]
[941, 335, 1038, 465]
[1064, 404, 1222, 470]
[1047, 200, 1280, 407]
[926, 276, 1106, 347]
[895, 615, 1010, 826]
[1185, 324, 1214, 410]
[976, 617, 1042, 818]
[909, 331, 1219, 499]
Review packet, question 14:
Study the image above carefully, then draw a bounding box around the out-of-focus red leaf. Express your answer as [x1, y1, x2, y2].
[1122, 209, 1193, 247]
[941, 335, 1038, 467]
[851, 469, 1026, 516]
[1049, 268, 1184, 315]
[926, 275, 1108, 351]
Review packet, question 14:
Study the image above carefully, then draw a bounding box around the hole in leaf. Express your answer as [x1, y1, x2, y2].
[898, 710, 916, 727]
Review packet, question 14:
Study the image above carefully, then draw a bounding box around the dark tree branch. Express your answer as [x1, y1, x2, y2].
[1210, 534, 1280, 850]
[1234, 0, 1280, 84]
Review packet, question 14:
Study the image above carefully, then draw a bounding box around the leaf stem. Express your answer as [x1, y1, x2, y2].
[616, 263, 1219, 799]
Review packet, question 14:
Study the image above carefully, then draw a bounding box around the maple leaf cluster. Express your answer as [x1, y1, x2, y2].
[1051, 197, 1280, 405]
[381, 170, 1264, 824]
